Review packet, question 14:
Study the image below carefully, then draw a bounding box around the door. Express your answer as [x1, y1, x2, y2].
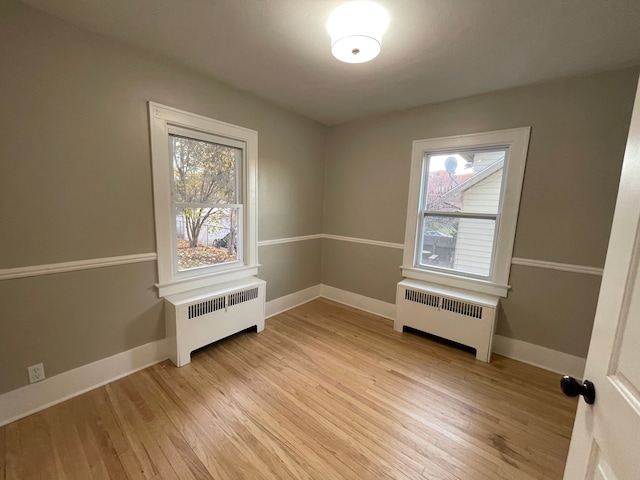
[563, 79, 640, 479]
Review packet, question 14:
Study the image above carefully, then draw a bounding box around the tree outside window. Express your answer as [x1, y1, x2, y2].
[170, 134, 242, 271]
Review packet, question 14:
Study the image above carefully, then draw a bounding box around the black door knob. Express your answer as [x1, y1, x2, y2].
[560, 376, 596, 404]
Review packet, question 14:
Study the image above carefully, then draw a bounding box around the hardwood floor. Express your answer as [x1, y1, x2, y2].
[0, 298, 578, 479]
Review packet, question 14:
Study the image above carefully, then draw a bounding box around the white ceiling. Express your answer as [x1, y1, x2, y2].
[20, 0, 640, 125]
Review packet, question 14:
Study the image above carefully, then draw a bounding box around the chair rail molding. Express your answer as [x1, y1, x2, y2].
[0, 253, 158, 281]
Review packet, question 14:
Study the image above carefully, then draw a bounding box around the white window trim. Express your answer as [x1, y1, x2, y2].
[148, 102, 259, 297]
[401, 127, 530, 297]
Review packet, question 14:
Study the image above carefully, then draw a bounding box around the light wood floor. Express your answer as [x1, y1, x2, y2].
[0, 299, 578, 479]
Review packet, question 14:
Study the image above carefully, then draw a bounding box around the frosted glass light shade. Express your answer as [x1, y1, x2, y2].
[326, 1, 390, 63]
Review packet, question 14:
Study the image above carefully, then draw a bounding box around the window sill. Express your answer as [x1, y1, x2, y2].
[156, 264, 260, 297]
[400, 266, 510, 297]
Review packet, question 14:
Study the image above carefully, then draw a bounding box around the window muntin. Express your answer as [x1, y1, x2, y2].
[416, 148, 507, 278]
[168, 130, 244, 275]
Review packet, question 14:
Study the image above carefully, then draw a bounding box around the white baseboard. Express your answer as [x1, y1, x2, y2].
[265, 284, 321, 318]
[320, 284, 396, 320]
[0, 339, 168, 427]
[317, 284, 586, 377]
[0, 285, 586, 427]
[492, 335, 586, 378]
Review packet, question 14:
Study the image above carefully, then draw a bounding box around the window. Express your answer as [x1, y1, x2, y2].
[149, 103, 258, 297]
[418, 148, 505, 277]
[169, 129, 243, 273]
[402, 128, 530, 297]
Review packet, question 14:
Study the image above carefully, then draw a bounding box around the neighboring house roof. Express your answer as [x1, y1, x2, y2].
[441, 159, 504, 202]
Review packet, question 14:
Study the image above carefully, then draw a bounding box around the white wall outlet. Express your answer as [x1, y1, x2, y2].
[28, 363, 46, 383]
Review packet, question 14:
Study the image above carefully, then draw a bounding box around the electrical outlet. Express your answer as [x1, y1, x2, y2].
[28, 363, 45, 383]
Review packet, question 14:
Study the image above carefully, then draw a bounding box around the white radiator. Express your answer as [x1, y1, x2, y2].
[395, 279, 499, 362]
[164, 277, 266, 366]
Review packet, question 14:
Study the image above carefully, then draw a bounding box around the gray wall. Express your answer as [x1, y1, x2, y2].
[323, 68, 639, 358]
[0, 1, 325, 394]
[0, 0, 637, 397]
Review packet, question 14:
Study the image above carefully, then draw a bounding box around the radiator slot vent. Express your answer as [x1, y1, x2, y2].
[441, 297, 483, 319]
[405, 288, 441, 308]
[228, 287, 259, 307]
[404, 288, 483, 319]
[188, 296, 226, 319]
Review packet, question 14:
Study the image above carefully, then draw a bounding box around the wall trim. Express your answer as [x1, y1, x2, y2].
[492, 335, 586, 378]
[259, 233, 403, 250]
[265, 284, 322, 318]
[0, 253, 158, 281]
[323, 234, 404, 250]
[318, 284, 586, 377]
[264, 233, 604, 278]
[0, 285, 586, 426]
[0, 339, 168, 428]
[0, 243, 603, 282]
[258, 234, 323, 247]
[320, 284, 397, 320]
[511, 257, 603, 276]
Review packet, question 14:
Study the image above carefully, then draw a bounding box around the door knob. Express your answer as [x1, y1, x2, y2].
[560, 376, 596, 404]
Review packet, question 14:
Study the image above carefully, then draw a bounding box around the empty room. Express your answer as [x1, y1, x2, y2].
[2, 0, 640, 478]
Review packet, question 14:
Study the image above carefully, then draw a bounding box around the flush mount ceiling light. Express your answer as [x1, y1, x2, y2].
[326, 1, 390, 63]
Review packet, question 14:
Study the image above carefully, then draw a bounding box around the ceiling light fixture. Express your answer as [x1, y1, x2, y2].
[326, 1, 390, 64]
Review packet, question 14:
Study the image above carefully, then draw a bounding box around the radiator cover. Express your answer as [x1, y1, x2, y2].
[164, 277, 266, 366]
[395, 279, 499, 362]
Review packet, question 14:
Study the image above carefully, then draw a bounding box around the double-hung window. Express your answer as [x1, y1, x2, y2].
[402, 128, 530, 297]
[149, 103, 258, 297]
[169, 128, 243, 273]
[418, 148, 505, 277]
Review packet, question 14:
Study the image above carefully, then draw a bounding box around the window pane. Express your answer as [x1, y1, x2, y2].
[424, 149, 505, 214]
[170, 134, 240, 204]
[420, 215, 496, 277]
[176, 207, 239, 271]
[419, 216, 458, 269]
